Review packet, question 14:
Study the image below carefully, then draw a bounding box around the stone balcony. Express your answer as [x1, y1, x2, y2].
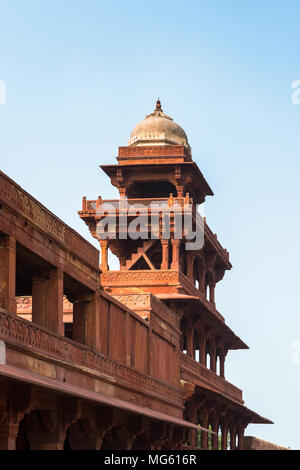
[79, 196, 230, 266]
[101, 270, 248, 350]
[101, 269, 225, 322]
[180, 352, 244, 405]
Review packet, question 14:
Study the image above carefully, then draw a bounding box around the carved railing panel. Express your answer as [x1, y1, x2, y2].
[101, 270, 178, 285]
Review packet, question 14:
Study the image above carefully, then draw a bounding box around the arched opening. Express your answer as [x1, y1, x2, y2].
[63, 428, 71, 450]
[16, 417, 30, 450]
[205, 340, 211, 368]
[131, 432, 150, 450]
[193, 258, 200, 288]
[180, 318, 187, 354]
[101, 425, 128, 450]
[205, 273, 209, 299]
[218, 425, 222, 450]
[194, 330, 199, 361]
[206, 352, 211, 369]
[207, 424, 213, 450]
[216, 355, 221, 375]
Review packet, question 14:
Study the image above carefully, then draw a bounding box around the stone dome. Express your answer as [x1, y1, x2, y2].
[127, 99, 190, 151]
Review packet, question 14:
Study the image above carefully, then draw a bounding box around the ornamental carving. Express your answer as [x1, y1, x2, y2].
[113, 294, 149, 309]
[101, 270, 178, 284]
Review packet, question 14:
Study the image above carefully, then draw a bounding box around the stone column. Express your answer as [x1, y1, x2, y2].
[45, 266, 64, 335]
[99, 239, 109, 272]
[211, 418, 219, 450]
[219, 350, 226, 378]
[221, 421, 229, 450]
[170, 239, 180, 270]
[199, 269, 206, 294]
[237, 425, 245, 450]
[209, 281, 216, 307]
[160, 239, 169, 270]
[0, 235, 16, 313]
[85, 292, 101, 352]
[119, 255, 126, 271]
[186, 328, 194, 358]
[200, 415, 209, 450]
[198, 330, 207, 366]
[209, 340, 217, 373]
[229, 423, 237, 450]
[32, 276, 47, 326]
[186, 254, 194, 280]
[0, 423, 19, 450]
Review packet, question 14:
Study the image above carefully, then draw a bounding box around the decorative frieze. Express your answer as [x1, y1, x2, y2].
[0, 171, 98, 270]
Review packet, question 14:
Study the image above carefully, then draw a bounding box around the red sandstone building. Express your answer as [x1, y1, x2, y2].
[0, 100, 272, 450]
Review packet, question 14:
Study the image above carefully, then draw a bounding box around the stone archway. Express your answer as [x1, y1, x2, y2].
[131, 432, 151, 450]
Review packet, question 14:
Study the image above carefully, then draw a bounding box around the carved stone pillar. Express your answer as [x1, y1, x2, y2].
[209, 340, 217, 373]
[199, 414, 209, 450]
[229, 423, 237, 450]
[199, 268, 206, 294]
[170, 239, 180, 270]
[160, 239, 169, 270]
[198, 330, 207, 366]
[99, 239, 109, 272]
[221, 421, 229, 450]
[185, 399, 197, 449]
[219, 349, 227, 378]
[209, 281, 216, 307]
[0, 235, 16, 314]
[237, 424, 245, 450]
[186, 328, 194, 358]
[186, 254, 194, 280]
[211, 417, 219, 450]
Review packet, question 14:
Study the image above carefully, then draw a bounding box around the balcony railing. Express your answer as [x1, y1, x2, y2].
[84, 197, 187, 213]
[0, 308, 181, 404]
[180, 352, 243, 404]
[80, 196, 230, 264]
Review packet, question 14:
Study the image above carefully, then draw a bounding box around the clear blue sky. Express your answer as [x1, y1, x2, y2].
[1, 0, 299, 449]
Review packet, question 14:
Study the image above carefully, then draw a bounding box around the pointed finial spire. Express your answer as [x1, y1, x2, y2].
[155, 98, 162, 112]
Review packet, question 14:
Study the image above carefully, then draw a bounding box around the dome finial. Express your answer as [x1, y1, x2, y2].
[155, 98, 162, 112]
